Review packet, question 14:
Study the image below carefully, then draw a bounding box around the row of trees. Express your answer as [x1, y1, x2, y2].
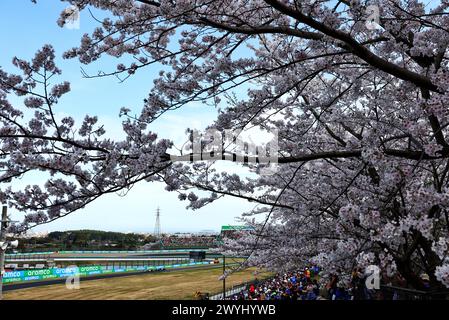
[1, 0, 449, 291]
[15, 230, 154, 251]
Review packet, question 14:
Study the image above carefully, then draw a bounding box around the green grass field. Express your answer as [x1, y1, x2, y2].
[4, 266, 271, 300]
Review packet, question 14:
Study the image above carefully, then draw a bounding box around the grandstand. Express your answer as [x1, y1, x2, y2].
[220, 225, 254, 239]
[161, 235, 218, 249]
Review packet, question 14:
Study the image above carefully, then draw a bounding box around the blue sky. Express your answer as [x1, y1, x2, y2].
[0, 0, 255, 233]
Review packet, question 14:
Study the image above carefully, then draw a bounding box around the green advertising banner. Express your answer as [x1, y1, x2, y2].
[2, 262, 211, 284]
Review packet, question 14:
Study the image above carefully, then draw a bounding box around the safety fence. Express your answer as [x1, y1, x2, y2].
[208, 277, 271, 300]
[5, 249, 209, 257]
[209, 284, 248, 300]
[2, 261, 211, 284]
[379, 285, 449, 300]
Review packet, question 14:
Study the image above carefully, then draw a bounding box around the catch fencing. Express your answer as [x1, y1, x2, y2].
[208, 278, 270, 300]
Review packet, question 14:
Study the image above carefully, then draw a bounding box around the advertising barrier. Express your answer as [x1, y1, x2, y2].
[2, 261, 211, 284]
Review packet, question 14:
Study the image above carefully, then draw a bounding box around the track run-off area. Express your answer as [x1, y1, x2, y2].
[2, 249, 260, 299]
[3, 265, 270, 300]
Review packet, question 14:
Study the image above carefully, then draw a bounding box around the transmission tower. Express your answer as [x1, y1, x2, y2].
[153, 207, 161, 239]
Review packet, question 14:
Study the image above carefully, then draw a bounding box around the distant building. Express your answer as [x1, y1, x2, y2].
[198, 230, 219, 236]
[173, 232, 194, 238]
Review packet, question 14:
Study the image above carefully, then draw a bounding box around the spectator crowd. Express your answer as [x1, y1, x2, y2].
[229, 267, 324, 300]
[224, 267, 439, 300]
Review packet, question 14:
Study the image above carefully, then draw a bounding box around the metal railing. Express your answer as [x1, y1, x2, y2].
[209, 285, 247, 300]
[379, 285, 449, 300]
[5, 254, 51, 262]
[208, 278, 269, 300]
[207, 283, 449, 301]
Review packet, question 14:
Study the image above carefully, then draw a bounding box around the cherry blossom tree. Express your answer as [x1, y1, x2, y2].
[2, 0, 449, 292]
